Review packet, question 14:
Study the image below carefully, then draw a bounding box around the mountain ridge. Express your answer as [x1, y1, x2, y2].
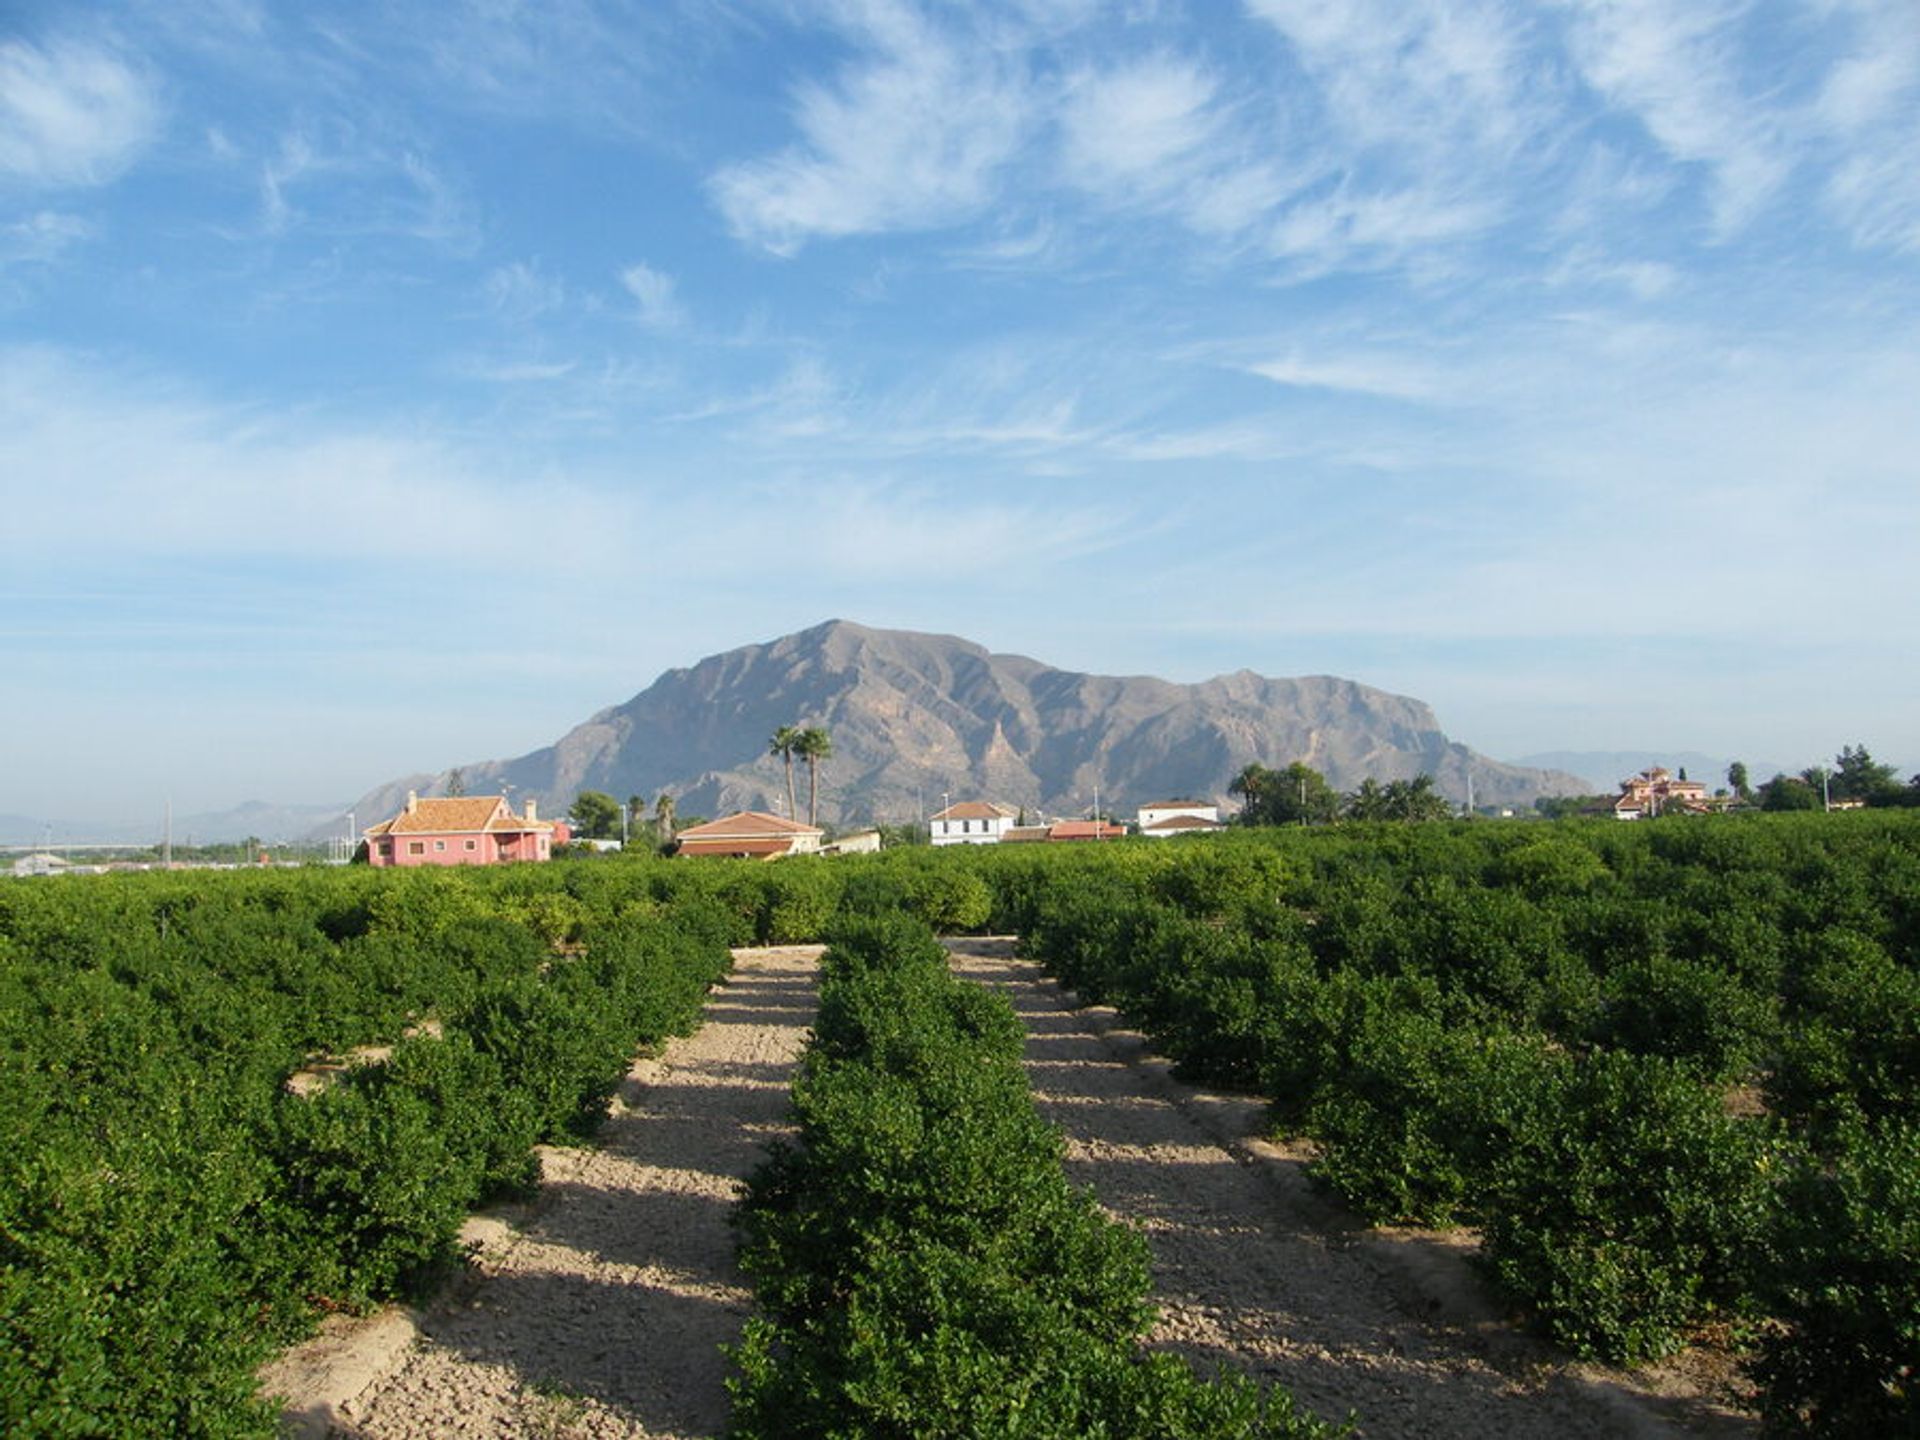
[328, 620, 1586, 834]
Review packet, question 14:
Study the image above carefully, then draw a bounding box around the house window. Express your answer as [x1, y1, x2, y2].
[464, 840, 476, 851]
[407, 841, 425, 855]
[434, 840, 446, 852]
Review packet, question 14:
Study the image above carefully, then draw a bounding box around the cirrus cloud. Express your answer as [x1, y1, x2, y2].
[0, 37, 161, 187]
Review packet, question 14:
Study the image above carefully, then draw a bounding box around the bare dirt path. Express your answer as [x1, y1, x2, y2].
[289, 944, 821, 1440]
[947, 937, 1755, 1440]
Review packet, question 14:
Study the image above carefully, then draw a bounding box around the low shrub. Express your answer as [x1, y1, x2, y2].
[1480, 1050, 1774, 1363]
[1751, 1119, 1920, 1435]
[731, 916, 1344, 1438]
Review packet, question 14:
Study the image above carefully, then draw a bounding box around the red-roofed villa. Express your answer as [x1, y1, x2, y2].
[1609, 767, 1714, 821]
[674, 811, 824, 860]
[364, 791, 562, 867]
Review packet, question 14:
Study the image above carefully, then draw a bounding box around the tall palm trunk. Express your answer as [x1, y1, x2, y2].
[797, 726, 832, 827]
[770, 727, 802, 820]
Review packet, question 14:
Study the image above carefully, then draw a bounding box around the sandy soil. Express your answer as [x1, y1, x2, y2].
[946, 937, 1759, 1440]
[275, 934, 1759, 1440]
[284, 944, 822, 1440]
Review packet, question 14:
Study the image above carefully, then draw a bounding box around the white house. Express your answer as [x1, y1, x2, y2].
[1136, 799, 1224, 838]
[929, 800, 1019, 846]
[10, 852, 70, 878]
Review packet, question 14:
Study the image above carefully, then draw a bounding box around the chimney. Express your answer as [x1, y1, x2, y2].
[525, 798, 536, 823]
[406, 789, 418, 814]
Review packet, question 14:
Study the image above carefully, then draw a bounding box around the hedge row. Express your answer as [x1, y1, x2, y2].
[977, 813, 1920, 1434]
[728, 913, 1345, 1439]
[0, 867, 735, 1438]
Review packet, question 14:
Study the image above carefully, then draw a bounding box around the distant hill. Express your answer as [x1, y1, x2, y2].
[1, 801, 346, 849]
[329, 620, 1587, 835]
[1514, 751, 1791, 795]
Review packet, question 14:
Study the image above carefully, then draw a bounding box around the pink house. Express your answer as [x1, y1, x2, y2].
[364, 791, 561, 867]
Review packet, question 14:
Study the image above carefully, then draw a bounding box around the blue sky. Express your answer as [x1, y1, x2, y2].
[4, 0, 1917, 825]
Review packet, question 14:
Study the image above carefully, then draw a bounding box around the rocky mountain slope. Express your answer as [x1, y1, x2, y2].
[336, 620, 1586, 831]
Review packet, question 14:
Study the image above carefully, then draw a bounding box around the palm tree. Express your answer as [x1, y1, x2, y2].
[796, 726, 833, 827]
[769, 726, 803, 820]
[1227, 762, 1270, 825]
[1345, 777, 1389, 822]
[653, 792, 676, 839]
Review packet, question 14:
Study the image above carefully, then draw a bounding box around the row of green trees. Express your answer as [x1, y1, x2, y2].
[1227, 762, 1455, 825]
[957, 813, 1920, 1434]
[0, 863, 792, 1436]
[730, 913, 1344, 1437]
[1746, 744, 1918, 811]
[565, 790, 695, 845]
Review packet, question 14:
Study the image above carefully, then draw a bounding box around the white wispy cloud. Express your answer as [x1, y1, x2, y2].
[1816, 5, 1920, 133]
[484, 259, 567, 321]
[1, 210, 92, 267]
[1266, 182, 1501, 273]
[1555, 0, 1788, 237]
[1246, 352, 1450, 403]
[709, 2, 1031, 252]
[243, 122, 476, 250]
[1543, 245, 1678, 299]
[1232, 0, 1560, 272]
[0, 37, 161, 187]
[1059, 55, 1221, 195]
[776, 478, 1131, 583]
[454, 357, 579, 384]
[1248, 0, 1542, 158]
[619, 261, 684, 328]
[1809, 0, 1920, 252]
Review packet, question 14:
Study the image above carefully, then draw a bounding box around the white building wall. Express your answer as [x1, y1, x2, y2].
[929, 812, 1015, 846]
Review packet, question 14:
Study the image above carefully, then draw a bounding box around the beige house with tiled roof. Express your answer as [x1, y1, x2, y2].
[674, 811, 824, 860]
[364, 791, 560, 867]
[1139, 812, 1225, 838]
[930, 800, 1020, 846]
[1136, 799, 1223, 837]
[1610, 767, 1713, 820]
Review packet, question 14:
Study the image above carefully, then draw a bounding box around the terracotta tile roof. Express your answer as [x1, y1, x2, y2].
[675, 810, 823, 840]
[365, 795, 552, 837]
[1142, 814, 1223, 831]
[676, 836, 797, 858]
[1142, 799, 1210, 810]
[931, 800, 1018, 821]
[1001, 827, 1052, 843]
[1048, 820, 1127, 840]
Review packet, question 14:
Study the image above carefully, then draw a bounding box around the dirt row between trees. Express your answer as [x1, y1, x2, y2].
[945, 937, 1757, 1440]
[268, 944, 824, 1440]
[275, 937, 1754, 1439]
